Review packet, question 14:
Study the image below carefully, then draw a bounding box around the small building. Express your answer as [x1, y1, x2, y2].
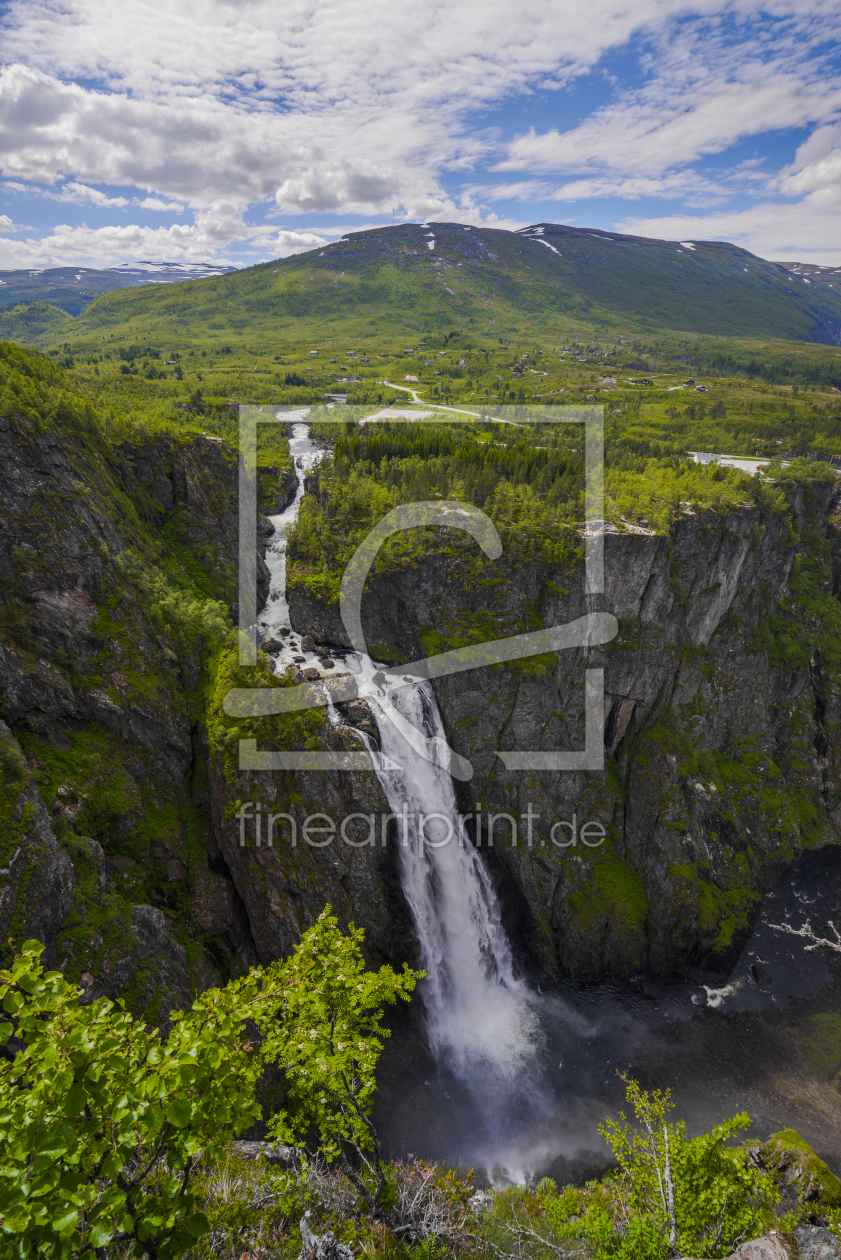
[405, 375, 419, 382]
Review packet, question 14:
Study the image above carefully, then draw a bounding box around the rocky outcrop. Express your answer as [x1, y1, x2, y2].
[206, 653, 412, 966]
[0, 387, 290, 1004]
[288, 478, 841, 978]
[113, 433, 276, 611]
[0, 717, 195, 1027]
[0, 719, 75, 966]
[791, 1225, 841, 1260]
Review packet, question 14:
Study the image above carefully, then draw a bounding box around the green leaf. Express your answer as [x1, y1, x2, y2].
[1, 1206, 30, 1232]
[89, 1219, 115, 1248]
[185, 1211, 210, 1239]
[52, 1205, 81, 1235]
[164, 1095, 192, 1128]
[2, 991, 23, 1015]
[63, 1084, 86, 1116]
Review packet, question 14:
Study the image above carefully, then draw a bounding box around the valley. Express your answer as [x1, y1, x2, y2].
[3, 222, 841, 1251]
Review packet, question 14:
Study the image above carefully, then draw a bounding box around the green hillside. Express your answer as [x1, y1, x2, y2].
[1, 219, 838, 465]
[24, 221, 841, 352]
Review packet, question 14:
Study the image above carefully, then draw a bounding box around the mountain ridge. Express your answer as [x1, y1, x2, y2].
[4, 220, 841, 349]
[0, 260, 237, 316]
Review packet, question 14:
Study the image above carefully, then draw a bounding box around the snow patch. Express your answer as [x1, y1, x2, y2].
[108, 260, 236, 280]
[679, 241, 696, 250]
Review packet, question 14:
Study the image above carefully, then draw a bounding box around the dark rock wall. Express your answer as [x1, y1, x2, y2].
[288, 482, 841, 979]
[5, 377, 841, 1001]
[0, 404, 286, 1013]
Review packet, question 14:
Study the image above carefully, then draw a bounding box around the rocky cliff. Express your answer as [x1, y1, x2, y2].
[0, 344, 404, 1016]
[4, 337, 841, 1001]
[287, 467, 841, 978]
[0, 347, 271, 1015]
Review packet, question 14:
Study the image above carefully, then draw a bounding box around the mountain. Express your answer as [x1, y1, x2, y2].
[28, 221, 841, 350]
[0, 260, 237, 316]
[515, 223, 841, 343]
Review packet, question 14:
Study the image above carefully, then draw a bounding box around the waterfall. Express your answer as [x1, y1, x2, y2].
[258, 415, 541, 1163]
[363, 677, 538, 1083]
[259, 415, 325, 675]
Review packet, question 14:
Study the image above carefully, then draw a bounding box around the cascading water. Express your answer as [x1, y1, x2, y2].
[360, 677, 538, 1081]
[256, 414, 543, 1164]
[258, 415, 325, 676]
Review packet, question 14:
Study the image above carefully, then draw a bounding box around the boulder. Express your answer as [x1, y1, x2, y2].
[793, 1225, 841, 1260]
[299, 1209, 353, 1260]
[727, 1237, 788, 1260]
[758, 1130, 841, 1214]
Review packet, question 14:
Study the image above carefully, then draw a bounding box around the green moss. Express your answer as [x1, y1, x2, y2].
[668, 863, 759, 961]
[206, 635, 326, 782]
[789, 1013, 841, 1079]
[568, 856, 648, 954]
[761, 1129, 841, 1209]
[0, 732, 33, 864]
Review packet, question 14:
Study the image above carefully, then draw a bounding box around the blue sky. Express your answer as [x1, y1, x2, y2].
[1, 0, 840, 269]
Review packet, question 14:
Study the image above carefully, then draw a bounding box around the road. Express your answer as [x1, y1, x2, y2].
[381, 380, 523, 425]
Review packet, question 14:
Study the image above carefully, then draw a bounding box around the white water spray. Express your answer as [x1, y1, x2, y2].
[257, 416, 541, 1150]
[259, 415, 324, 676]
[361, 675, 538, 1083]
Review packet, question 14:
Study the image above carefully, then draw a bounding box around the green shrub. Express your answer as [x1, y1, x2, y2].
[0, 940, 273, 1259]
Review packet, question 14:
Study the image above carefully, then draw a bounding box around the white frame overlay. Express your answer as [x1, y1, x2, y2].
[225, 403, 613, 777]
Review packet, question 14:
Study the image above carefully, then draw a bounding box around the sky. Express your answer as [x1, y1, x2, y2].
[0, 0, 840, 270]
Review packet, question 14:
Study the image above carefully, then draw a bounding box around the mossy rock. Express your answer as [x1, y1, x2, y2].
[760, 1129, 841, 1210]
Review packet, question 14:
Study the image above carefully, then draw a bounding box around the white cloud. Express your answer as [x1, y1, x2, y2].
[618, 197, 841, 266]
[55, 180, 129, 206]
[259, 228, 328, 255]
[499, 63, 841, 180]
[0, 206, 329, 267]
[776, 123, 841, 198]
[0, 214, 14, 232]
[0, 0, 839, 262]
[617, 108, 841, 265]
[5, 1, 806, 218]
[137, 196, 184, 211]
[549, 172, 727, 204]
[0, 0, 694, 107]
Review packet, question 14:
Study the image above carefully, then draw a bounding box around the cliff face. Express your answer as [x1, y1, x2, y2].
[288, 475, 841, 978]
[4, 342, 840, 995]
[0, 370, 406, 1011]
[204, 649, 413, 968]
[0, 390, 263, 1014]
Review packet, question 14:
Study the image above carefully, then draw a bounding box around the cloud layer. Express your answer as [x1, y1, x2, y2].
[0, 0, 839, 266]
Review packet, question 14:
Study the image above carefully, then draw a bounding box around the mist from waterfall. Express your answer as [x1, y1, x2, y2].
[374, 681, 538, 1079]
[255, 412, 546, 1165]
[351, 668, 548, 1165]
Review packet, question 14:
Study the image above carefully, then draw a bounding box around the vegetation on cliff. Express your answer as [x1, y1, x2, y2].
[2, 929, 838, 1260]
